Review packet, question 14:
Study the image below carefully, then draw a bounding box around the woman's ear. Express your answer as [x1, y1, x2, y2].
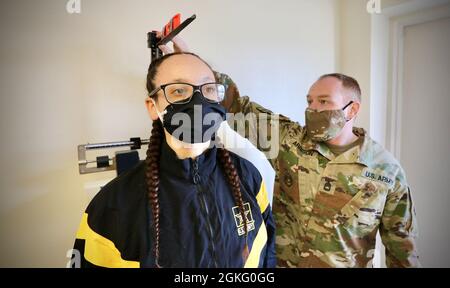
[145, 98, 160, 121]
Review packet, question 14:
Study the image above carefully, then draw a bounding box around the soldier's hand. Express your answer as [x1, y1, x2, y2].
[156, 31, 189, 55]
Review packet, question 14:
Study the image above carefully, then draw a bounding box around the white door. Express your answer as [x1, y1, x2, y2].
[401, 15, 450, 267]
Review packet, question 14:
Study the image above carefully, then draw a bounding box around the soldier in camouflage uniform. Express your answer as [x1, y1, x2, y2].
[216, 72, 420, 268]
[157, 36, 419, 268]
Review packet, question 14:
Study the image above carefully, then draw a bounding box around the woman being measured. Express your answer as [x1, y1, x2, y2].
[72, 52, 276, 268]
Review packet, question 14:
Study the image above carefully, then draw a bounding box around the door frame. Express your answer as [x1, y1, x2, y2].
[369, 0, 450, 268]
[371, 0, 450, 159]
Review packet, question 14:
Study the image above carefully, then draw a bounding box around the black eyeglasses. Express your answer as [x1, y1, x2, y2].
[148, 82, 226, 104]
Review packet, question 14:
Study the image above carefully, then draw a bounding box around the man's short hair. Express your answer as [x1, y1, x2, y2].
[319, 73, 361, 102]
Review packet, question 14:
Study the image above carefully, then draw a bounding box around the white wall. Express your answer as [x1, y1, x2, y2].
[190, 0, 340, 123]
[338, 0, 372, 132]
[337, 0, 415, 146]
[0, 0, 339, 267]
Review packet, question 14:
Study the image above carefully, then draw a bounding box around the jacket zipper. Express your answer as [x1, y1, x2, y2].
[192, 158, 219, 268]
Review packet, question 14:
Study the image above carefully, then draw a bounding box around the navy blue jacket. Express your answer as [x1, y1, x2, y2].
[73, 140, 276, 268]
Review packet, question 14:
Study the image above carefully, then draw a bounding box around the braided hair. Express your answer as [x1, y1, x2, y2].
[145, 52, 249, 267]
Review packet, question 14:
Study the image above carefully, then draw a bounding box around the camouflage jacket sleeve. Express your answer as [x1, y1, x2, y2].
[379, 169, 420, 267]
[215, 71, 302, 165]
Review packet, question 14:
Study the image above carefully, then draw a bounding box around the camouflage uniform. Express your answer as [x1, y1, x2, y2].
[216, 72, 420, 268]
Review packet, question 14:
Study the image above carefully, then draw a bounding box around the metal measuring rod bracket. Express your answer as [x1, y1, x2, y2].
[147, 14, 196, 62]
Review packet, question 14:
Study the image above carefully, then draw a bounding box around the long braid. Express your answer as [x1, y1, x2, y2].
[217, 148, 250, 263]
[145, 120, 163, 267]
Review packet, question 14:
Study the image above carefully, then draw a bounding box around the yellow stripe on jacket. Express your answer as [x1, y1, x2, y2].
[76, 213, 139, 268]
[244, 181, 270, 268]
[256, 181, 269, 213]
[244, 221, 268, 268]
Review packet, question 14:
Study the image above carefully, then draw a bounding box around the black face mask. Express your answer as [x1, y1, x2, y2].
[153, 92, 226, 144]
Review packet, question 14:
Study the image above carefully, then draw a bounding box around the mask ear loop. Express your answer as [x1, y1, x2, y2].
[342, 101, 354, 122]
[149, 97, 167, 124]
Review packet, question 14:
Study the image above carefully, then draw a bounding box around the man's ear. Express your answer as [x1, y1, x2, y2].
[348, 101, 360, 120]
[145, 98, 160, 121]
